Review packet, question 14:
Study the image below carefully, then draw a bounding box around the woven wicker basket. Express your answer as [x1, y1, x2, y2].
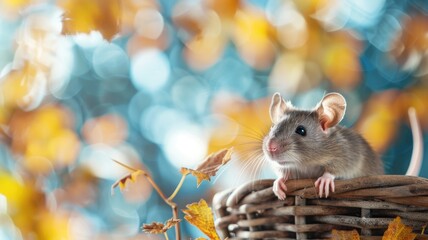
[213, 175, 428, 239]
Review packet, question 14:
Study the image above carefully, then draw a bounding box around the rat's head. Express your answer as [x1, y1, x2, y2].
[263, 92, 346, 168]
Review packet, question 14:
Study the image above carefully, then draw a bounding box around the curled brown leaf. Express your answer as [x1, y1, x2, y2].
[164, 218, 181, 230]
[142, 218, 181, 234]
[180, 168, 210, 187]
[142, 221, 165, 234]
[181, 148, 233, 187]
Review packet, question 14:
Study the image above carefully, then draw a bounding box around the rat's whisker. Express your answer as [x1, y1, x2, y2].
[238, 123, 269, 139]
[235, 151, 262, 184]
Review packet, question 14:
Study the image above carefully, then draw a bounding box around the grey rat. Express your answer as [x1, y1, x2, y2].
[263, 92, 423, 199]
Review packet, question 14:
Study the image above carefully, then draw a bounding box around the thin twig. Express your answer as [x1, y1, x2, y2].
[164, 232, 169, 240]
[168, 175, 186, 201]
[113, 160, 182, 240]
[112, 159, 139, 172]
[171, 203, 180, 239]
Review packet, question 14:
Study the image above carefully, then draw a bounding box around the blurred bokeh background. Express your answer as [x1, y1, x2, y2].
[0, 0, 428, 239]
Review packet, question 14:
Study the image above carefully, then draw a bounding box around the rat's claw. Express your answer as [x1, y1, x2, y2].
[315, 172, 336, 198]
[273, 177, 288, 200]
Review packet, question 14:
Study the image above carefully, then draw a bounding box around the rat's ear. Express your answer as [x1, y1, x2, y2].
[316, 93, 346, 131]
[269, 92, 292, 124]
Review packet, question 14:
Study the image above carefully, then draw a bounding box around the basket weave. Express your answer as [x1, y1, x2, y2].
[213, 175, 428, 239]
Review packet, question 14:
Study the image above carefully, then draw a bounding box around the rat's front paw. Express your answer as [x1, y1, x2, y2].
[314, 172, 335, 198]
[273, 177, 288, 200]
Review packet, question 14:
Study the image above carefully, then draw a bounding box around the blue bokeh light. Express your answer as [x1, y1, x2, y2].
[130, 49, 171, 93]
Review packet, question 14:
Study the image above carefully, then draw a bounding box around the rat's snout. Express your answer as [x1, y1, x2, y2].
[267, 139, 279, 153]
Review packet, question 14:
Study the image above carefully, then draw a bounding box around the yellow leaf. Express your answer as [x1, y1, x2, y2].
[59, 0, 120, 40]
[111, 160, 144, 195]
[331, 229, 360, 240]
[180, 148, 233, 187]
[182, 199, 220, 240]
[111, 170, 143, 194]
[382, 217, 416, 240]
[142, 218, 181, 234]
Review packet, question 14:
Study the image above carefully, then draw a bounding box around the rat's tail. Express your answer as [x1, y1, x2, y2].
[405, 108, 424, 176]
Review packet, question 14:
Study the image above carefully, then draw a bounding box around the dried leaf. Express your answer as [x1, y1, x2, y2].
[196, 148, 233, 175]
[59, 0, 121, 40]
[180, 148, 233, 187]
[331, 229, 360, 240]
[142, 221, 164, 234]
[182, 199, 220, 240]
[111, 160, 146, 195]
[180, 168, 210, 187]
[111, 170, 143, 195]
[142, 218, 181, 234]
[382, 217, 416, 240]
[164, 218, 181, 230]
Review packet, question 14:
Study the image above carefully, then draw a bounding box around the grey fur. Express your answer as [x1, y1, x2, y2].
[263, 109, 384, 180]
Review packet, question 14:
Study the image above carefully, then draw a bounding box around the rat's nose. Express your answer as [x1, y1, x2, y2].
[267, 140, 279, 153]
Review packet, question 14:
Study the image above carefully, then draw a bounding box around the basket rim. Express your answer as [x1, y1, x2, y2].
[215, 175, 428, 208]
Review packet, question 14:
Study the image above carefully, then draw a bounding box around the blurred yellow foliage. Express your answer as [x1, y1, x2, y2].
[183, 14, 227, 70]
[82, 114, 128, 146]
[9, 105, 80, 173]
[38, 211, 71, 240]
[126, 1, 169, 55]
[402, 88, 428, 130]
[324, 44, 361, 89]
[356, 92, 400, 153]
[54, 168, 98, 206]
[1, 0, 30, 7]
[0, 172, 32, 215]
[0, 0, 38, 18]
[392, 14, 428, 66]
[0, 63, 37, 110]
[357, 88, 428, 154]
[59, 0, 120, 40]
[233, 7, 275, 69]
[206, 0, 240, 19]
[0, 172, 44, 237]
[208, 95, 270, 159]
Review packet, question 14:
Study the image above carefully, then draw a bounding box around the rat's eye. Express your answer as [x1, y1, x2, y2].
[295, 125, 306, 136]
